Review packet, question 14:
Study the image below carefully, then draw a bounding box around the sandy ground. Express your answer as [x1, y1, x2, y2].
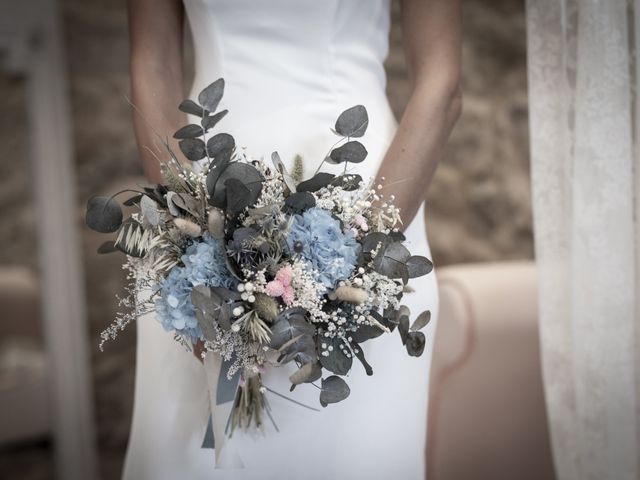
[0, 0, 530, 478]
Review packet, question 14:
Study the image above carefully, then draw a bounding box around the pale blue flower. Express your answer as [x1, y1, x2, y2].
[287, 207, 360, 288]
[155, 235, 235, 340]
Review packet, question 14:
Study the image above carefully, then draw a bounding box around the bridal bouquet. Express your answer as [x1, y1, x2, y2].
[86, 79, 432, 444]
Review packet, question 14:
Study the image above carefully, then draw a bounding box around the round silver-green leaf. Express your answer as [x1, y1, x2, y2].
[86, 195, 123, 233]
[335, 105, 369, 138]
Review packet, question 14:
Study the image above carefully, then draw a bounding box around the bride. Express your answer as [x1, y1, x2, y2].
[123, 0, 461, 479]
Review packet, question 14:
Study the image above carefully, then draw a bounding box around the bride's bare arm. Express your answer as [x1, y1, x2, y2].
[128, 0, 186, 183]
[376, 0, 462, 228]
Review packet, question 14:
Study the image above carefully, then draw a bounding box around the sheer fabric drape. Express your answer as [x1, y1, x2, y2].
[526, 1, 639, 479]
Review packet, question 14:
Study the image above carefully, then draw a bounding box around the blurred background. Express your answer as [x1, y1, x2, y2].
[0, 0, 541, 479]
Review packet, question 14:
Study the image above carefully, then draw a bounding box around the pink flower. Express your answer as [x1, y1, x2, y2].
[281, 286, 295, 305]
[275, 265, 293, 286]
[265, 280, 284, 297]
[265, 265, 295, 305]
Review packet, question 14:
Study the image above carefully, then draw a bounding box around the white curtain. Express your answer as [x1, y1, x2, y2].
[526, 1, 639, 479]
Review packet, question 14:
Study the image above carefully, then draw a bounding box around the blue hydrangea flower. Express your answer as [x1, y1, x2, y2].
[154, 234, 235, 340]
[287, 207, 360, 289]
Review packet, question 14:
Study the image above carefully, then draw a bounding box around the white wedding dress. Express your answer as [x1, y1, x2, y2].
[123, 1, 439, 479]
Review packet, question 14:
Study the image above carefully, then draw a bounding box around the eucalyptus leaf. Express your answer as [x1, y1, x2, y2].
[318, 336, 352, 375]
[269, 310, 314, 350]
[142, 185, 168, 207]
[388, 231, 406, 242]
[335, 105, 368, 138]
[398, 315, 410, 345]
[206, 155, 232, 198]
[373, 241, 411, 279]
[201, 109, 228, 131]
[97, 240, 118, 254]
[320, 376, 350, 407]
[284, 191, 315, 214]
[140, 195, 161, 226]
[122, 194, 142, 207]
[206, 133, 235, 158]
[406, 331, 426, 357]
[173, 124, 204, 139]
[86, 196, 123, 233]
[225, 177, 251, 216]
[278, 334, 316, 364]
[224, 255, 244, 280]
[329, 141, 368, 164]
[331, 174, 363, 191]
[289, 362, 322, 386]
[296, 172, 335, 193]
[167, 192, 202, 218]
[350, 341, 373, 376]
[411, 310, 431, 331]
[406, 255, 434, 278]
[179, 99, 207, 117]
[198, 78, 225, 112]
[208, 162, 263, 209]
[270, 152, 297, 193]
[191, 285, 224, 339]
[207, 208, 225, 239]
[362, 232, 389, 255]
[349, 322, 384, 343]
[179, 138, 206, 161]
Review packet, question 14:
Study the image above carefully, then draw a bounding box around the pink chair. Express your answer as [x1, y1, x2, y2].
[427, 262, 555, 480]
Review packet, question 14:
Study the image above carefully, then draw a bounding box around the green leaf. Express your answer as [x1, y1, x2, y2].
[191, 286, 224, 339]
[208, 162, 263, 209]
[406, 255, 433, 278]
[362, 232, 389, 255]
[140, 195, 161, 226]
[410, 310, 431, 331]
[329, 141, 368, 164]
[318, 336, 352, 375]
[173, 124, 204, 139]
[335, 105, 369, 138]
[179, 138, 206, 161]
[284, 191, 315, 214]
[350, 341, 373, 376]
[320, 376, 350, 407]
[225, 177, 251, 216]
[201, 109, 228, 130]
[122, 194, 142, 206]
[270, 152, 297, 193]
[198, 78, 225, 112]
[296, 172, 335, 192]
[86, 195, 123, 233]
[97, 240, 118, 254]
[178, 99, 207, 117]
[406, 331, 426, 357]
[289, 362, 322, 386]
[206, 133, 235, 158]
[398, 314, 410, 345]
[373, 241, 411, 279]
[331, 174, 362, 191]
[269, 309, 314, 350]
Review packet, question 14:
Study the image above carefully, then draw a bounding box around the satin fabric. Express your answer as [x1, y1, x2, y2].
[123, 1, 439, 478]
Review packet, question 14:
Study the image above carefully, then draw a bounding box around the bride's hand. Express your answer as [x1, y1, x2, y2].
[375, 0, 462, 228]
[193, 340, 206, 363]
